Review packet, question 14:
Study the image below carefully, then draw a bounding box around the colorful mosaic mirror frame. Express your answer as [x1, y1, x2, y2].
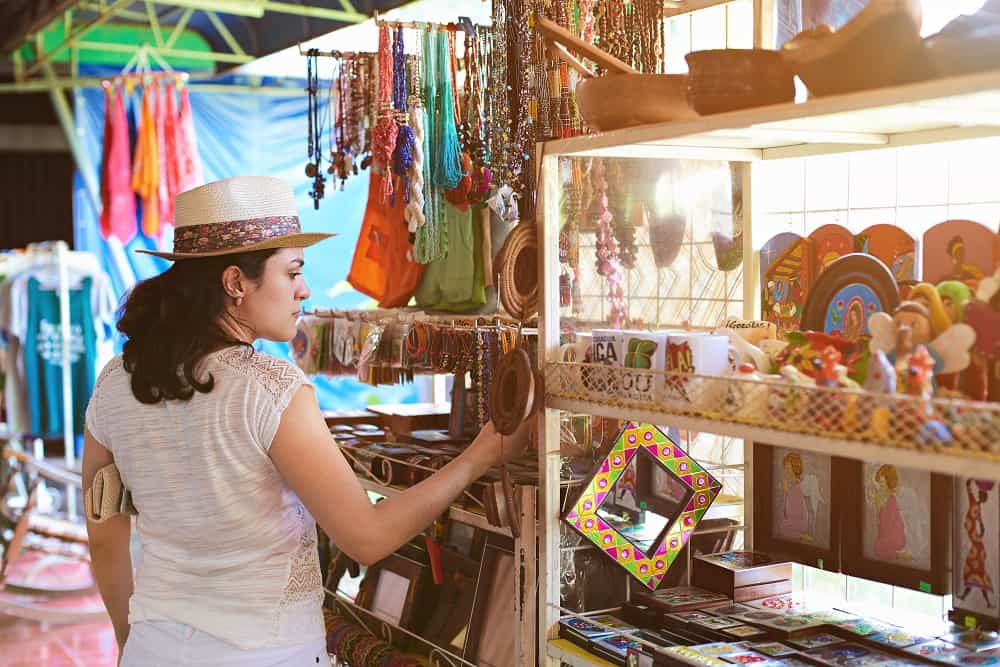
[564, 422, 722, 589]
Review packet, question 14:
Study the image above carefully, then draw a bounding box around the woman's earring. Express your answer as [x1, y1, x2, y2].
[235, 296, 243, 307]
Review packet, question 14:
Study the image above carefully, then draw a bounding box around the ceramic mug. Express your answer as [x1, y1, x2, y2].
[663, 332, 732, 407]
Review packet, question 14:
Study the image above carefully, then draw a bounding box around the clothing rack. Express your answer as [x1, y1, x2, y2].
[296, 45, 370, 59]
[0, 242, 78, 515]
[101, 71, 189, 90]
[301, 308, 531, 329]
[373, 10, 481, 35]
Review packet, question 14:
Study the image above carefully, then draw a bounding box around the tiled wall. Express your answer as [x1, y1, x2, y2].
[753, 138, 1000, 257]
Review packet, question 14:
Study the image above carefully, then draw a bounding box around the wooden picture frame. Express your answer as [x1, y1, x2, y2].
[753, 443, 840, 571]
[952, 477, 1000, 628]
[356, 551, 428, 630]
[444, 520, 484, 560]
[421, 546, 482, 656]
[839, 458, 952, 594]
[466, 533, 517, 666]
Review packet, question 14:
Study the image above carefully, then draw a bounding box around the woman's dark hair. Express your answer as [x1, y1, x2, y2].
[118, 249, 277, 404]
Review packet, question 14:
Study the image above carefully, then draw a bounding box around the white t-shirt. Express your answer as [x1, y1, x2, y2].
[85, 346, 325, 650]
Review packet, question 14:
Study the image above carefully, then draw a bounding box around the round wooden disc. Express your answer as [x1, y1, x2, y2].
[490, 348, 535, 436]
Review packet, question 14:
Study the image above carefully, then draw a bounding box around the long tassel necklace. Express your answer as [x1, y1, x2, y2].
[372, 25, 398, 203]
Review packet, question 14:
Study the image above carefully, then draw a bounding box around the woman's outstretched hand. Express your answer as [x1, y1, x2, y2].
[468, 417, 534, 469]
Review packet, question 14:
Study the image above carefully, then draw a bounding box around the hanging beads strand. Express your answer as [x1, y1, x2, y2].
[432, 29, 463, 190]
[592, 158, 626, 328]
[509, 0, 535, 215]
[304, 49, 325, 209]
[415, 28, 447, 264]
[372, 25, 398, 204]
[391, 26, 415, 209]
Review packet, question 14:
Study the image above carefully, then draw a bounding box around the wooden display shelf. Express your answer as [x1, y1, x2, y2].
[542, 68, 1000, 161]
[546, 639, 619, 667]
[358, 477, 513, 538]
[545, 362, 1000, 480]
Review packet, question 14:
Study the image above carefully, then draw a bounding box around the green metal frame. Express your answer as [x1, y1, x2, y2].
[1, 0, 369, 219]
[10, 0, 368, 76]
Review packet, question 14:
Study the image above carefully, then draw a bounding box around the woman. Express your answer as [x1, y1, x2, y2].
[82, 177, 530, 666]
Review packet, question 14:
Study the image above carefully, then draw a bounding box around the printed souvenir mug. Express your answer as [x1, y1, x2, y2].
[662, 332, 733, 409]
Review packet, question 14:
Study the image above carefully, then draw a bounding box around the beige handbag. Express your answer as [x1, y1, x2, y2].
[84, 463, 138, 523]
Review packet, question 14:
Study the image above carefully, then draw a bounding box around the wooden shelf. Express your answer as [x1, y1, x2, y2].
[542, 69, 1000, 160]
[544, 362, 1000, 480]
[548, 395, 1000, 480]
[546, 639, 618, 667]
[358, 477, 513, 538]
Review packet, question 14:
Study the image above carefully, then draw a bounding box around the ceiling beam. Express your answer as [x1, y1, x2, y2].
[22, 0, 134, 79]
[164, 7, 194, 48]
[205, 10, 246, 56]
[78, 3, 150, 22]
[75, 39, 254, 63]
[145, 0, 165, 46]
[261, 1, 368, 22]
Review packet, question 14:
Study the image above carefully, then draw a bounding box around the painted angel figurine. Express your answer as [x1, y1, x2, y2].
[868, 300, 976, 385]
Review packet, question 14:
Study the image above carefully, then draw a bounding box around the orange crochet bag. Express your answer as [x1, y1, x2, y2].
[348, 171, 424, 307]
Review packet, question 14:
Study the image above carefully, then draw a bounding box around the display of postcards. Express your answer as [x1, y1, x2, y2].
[746, 594, 816, 613]
[642, 586, 731, 612]
[798, 609, 855, 625]
[591, 634, 643, 664]
[921, 649, 1000, 666]
[723, 625, 769, 640]
[832, 618, 897, 638]
[660, 646, 733, 665]
[755, 615, 826, 633]
[788, 634, 845, 650]
[804, 642, 882, 665]
[777, 659, 822, 667]
[704, 603, 758, 618]
[749, 642, 798, 657]
[558, 615, 633, 641]
[904, 639, 968, 660]
[718, 651, 786, 665]
[729, 608, 790, 625]
[692, 616, 746, 631]
[940, 628, 1000, 652]
[631, 629, 677, 650]
[667, 611, 719, 625]
[690, 642, 753, 657]
[867, 629, 930, 649]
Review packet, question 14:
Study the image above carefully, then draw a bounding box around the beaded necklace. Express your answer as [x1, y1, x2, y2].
[305, 49, 325, 209]
[431, 29, 463, 190]
[372, 25, 398, 203]
[391, 26, 416, 208]
[591, 158, 626, 327]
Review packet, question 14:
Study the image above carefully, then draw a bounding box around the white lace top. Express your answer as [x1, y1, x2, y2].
[85, 347, 325, 650]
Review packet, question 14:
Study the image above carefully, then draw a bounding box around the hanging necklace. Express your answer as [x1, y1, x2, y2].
[391, 26, 416, 209]
[305, 48, 325, 209]
[373, 25, 398, 203]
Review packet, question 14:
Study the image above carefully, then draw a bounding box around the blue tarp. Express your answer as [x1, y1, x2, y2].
[72, 68, 423, 409]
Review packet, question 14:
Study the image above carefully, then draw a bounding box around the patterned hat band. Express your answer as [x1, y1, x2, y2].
[172, 215, 301, 254]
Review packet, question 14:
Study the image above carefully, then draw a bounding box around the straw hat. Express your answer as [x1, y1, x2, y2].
[138, 176, 334, 260]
